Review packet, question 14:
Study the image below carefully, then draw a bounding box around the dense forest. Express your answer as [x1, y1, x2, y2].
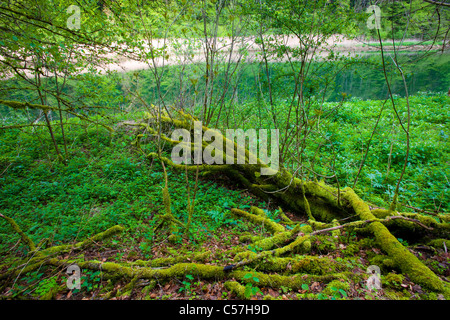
[0, 0, 449, 307]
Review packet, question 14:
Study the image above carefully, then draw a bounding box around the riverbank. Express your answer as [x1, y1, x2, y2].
[104, 35, 448, 73]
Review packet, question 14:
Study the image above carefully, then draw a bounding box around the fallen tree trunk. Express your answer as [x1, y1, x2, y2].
[1, 108, 449, 300]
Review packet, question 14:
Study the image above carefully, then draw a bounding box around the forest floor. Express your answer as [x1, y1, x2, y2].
[104, 35, 447, 73]
[0, 94, 449, 301]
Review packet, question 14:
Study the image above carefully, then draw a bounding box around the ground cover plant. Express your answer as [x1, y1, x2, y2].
[0, 92, 448, 300]
[0, 0, 449, 303]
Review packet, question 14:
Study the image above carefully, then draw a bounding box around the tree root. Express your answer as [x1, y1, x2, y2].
[342, 188, 446, 292]
[230, 207, 285, 234]
[127, 110, 449, 294]
[1, 204, 448, 299]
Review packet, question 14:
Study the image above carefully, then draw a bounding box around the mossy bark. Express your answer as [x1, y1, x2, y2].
[0, 213, 36, 252]
[342, 188, 445, 292]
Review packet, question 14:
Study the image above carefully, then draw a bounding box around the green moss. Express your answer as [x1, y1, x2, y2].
[239, 234, 264, 243]
[279, 211, 295, 225]
[292, 256, 338, 275]
[331, 219, 341, 237]
[312, 235, 337, 253]
[248, 225, 309, 253]
[384, 289, 411, 300]
[232, 270, 308, 290]
[420, 291, 438, 300]
[298, 239, 312, 253]
[369, 255, 397, 272]
[142, 280, 157, 300]
[250, 207, 266, 217]
[309, 220, 327, 230]
[358, 237, 377, 248]
[427, 239, 450, 249]
[341, 244, 360, 257]
[0, 213, 36, 252]
[133, 251, 212, 268]
[300, 224, 313, 234]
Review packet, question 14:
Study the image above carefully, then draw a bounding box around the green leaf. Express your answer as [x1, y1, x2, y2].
[301, 283, 309, 291]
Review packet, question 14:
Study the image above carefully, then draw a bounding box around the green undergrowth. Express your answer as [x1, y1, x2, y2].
[214, 92, 450, 213]
[0, 93, 449, 300]
[0, 124, 260, 258]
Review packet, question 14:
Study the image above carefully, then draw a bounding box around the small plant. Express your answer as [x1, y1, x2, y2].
[179, 274, 194, 296]
[330, 286, 348, 300]
[71, 270, 102, 294]
[324, 280, 350, 300]
[35, 276, 59, 297]
[243, 272, 262, 299]
[249, 244, 263, 253]
[317, 293, 327, 300]
[397, 238, 409, 247]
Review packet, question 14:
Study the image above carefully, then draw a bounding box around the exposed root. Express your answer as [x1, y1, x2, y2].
[1, 108, 449, 300]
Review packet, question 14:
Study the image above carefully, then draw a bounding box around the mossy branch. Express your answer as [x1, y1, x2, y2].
[0, 213, 36, 252]
[227, 211, 438, 274]
[342, 187, 444, 292]
[230, 207, 285, 234]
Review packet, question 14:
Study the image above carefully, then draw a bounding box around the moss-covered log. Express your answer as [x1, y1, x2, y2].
[0, 213, 36, 252]
[125, 109, 449, 294]
[3, 107, 448, 300]
[230, 207, 285, 234]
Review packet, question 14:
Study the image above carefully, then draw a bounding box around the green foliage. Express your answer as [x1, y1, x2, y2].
[323, 280, 350, 300]
[243, 272, 262, 299]
[72, 270, 102, 294]
[179, 274, 195, 296]
[0, 0, 448, 302]
[34, 276, 59, 297]
[0, 115, 257, 255]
